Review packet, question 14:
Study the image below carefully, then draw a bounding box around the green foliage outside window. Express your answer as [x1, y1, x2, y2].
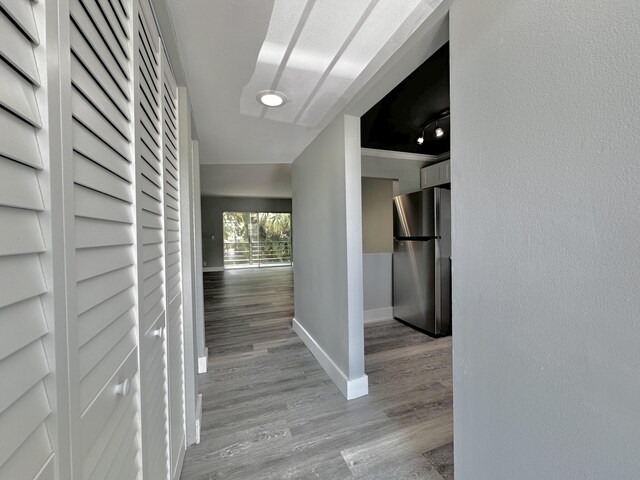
[223, 212, 292, 266]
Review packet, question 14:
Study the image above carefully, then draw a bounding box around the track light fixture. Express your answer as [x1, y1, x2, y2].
[417, 109, 450, 144]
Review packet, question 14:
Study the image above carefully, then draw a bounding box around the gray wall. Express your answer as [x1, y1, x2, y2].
[199, 164, 292, 198]
[361, 177, 393, 253]
[201, 196, 292, 269]
[451, 1, 640, 479]
[292, 114, 365, 383]
[361, 154, 427, 195]
[361, 177, 393, 317]
[362, 253, 392, 315]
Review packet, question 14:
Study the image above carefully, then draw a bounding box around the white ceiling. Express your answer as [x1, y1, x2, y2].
[167, 0, 443, 165]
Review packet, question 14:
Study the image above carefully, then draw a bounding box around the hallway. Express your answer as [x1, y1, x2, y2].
[181, 268, 453, 479]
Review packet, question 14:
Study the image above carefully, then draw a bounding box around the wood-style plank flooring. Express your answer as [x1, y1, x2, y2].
[181, 267, 453, 479]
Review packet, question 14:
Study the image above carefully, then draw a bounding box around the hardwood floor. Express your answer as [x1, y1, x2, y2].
[181, 267, 453, 479]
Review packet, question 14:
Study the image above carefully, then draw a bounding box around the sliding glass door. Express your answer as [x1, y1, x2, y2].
[223, 212, 292, 268]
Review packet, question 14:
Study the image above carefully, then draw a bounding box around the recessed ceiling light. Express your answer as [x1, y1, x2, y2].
[257, 90, 287, 107]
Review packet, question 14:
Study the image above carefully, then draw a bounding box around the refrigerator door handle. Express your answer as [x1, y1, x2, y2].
[394, 236, 440, 241]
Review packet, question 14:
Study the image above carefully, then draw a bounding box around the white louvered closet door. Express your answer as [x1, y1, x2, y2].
[69, 0, 141, 477]
[162, 48, 186, 479]
[0, 0, 56, 478]
[136, 0, 170, 478]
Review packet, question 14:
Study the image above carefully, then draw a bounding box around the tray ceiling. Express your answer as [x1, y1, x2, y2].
[167, 0, 443, 164]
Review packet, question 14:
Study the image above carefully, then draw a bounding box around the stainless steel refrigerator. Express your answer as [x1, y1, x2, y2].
[393, 187, 451, 336]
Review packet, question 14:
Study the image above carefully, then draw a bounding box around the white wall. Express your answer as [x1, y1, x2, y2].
[292, 114, 367, 400]
[450, 1, 640, 478]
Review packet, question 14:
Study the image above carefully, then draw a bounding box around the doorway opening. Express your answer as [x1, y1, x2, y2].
[223, 211, 292, 268]
[358, 37, 453, 477]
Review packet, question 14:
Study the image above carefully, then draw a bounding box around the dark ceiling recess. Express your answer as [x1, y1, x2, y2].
[361, 42, 450, 155]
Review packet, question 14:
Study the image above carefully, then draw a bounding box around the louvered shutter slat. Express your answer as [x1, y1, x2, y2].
[0, 60, 41, 127]
[0, 425, 52, 480]
[70, 0, 129, 97]
[140, 118, 161, 155]
[76, 265, 134, 314]
[78, 291, 135, 347]
[143, 226, 162, 245]
[0, 208, 46, 256]
[96, 0, 128, 51]
[140, 174, 162, 202]
[143, 256, 163, 279]
[0, 255, 47, 308]
[80, 347, 137, 438]
[141, 209, 162, 230]
[161, 45, 185, 478]
[140, 74, 159, 113]
[166, 179, 178, 197]
[79, 331, 136, 410]
[71, 55, 130, 130]
[112, 0, 127, 20]
[135, 2, 171, 478]
[139, 138, 161, 171]
[72, 122, 132, 181]
[82, 398, 134, 479]
[70, 4, 139, 474]
[0, 383, 50, 467]
[143, 242, 162, 262]
[79, 308, 135, 379]
[165, 181, 180, 200]
[70, 30, 129, 115]
[76, 245, 134, 282]
[77, 0, 129, 78]
[0, 13, 39, 85]
[0, 341, 49, 413]
[0, 108, 41, 168]
[166, 250, 180, 266]
[75, 185, 133, 224]
[0, 158, 45, 210]
[0, 0, 39, 44]
[0, 298, 47, 362]
[71, 89, 130, 160]
[140, 157, 161, 187]
[166, 197, 180, 216]
[139, 191, 162, 216]
[74, 152, 133, 203]
[75, 217, 133, 249]
[107, 427, 137, 480]
[0, 3, 54, 477]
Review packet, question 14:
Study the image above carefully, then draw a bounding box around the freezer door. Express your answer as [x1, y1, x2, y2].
[392, 239, 436, 332]
[393, 190, 436, 237]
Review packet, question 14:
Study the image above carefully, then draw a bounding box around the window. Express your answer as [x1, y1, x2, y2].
[223, 212, 292, 268]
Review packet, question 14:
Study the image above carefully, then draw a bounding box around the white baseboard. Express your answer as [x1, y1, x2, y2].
[364, 307, 393, 324]
[203, 266, 224, 272]
[195, 393, 202, 445]
[172, 434, 186, 480]
[292, 318, 368, 400]
[198, 347, 208, 373]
